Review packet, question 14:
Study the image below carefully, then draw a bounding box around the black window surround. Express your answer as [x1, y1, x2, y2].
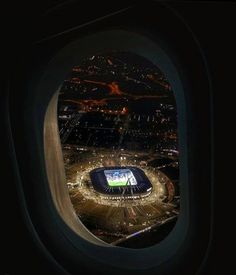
[9, 4, 213, 275]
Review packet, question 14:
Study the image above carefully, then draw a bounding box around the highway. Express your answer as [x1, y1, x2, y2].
[111, 215, 177, 246]
[60, 112, 83, 143]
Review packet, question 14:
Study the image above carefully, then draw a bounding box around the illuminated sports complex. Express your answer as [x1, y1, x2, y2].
[89, 166, 153, 199]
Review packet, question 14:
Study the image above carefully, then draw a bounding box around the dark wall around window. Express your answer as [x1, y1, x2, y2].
[2, 1, 235, 275]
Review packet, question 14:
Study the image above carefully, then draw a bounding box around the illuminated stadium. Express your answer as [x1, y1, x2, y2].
[89, 166, 152, 199]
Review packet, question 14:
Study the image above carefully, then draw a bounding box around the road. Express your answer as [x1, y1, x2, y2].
[111, 215, 177, 246]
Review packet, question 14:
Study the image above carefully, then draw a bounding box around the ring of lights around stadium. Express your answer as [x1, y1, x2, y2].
[66, 149, 178, 240]
[66, 149, 175, 207]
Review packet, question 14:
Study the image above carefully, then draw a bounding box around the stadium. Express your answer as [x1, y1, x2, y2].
[64, 147, 179, 246]
[89, 166, 153, 199]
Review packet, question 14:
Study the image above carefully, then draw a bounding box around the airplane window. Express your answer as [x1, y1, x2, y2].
[21, 6, 212, 271]
[57, 51, 180, 248]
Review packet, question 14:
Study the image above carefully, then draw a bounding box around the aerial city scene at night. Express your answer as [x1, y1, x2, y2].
[57, 52, 180, 248]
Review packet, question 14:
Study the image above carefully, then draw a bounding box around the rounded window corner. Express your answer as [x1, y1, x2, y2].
[12, 6, 213, 274]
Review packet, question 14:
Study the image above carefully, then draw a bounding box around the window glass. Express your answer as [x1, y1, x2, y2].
[57, 52, 180, 248]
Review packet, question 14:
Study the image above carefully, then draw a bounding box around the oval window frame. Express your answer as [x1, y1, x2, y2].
[43, 30, 188, 267]
[9, 4, 213, 273]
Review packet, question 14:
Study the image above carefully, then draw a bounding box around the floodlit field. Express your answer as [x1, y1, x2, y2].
[104, 169, 137, 187]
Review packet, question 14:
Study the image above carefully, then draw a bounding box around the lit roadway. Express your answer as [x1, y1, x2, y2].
[111, 215, 177, 246]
